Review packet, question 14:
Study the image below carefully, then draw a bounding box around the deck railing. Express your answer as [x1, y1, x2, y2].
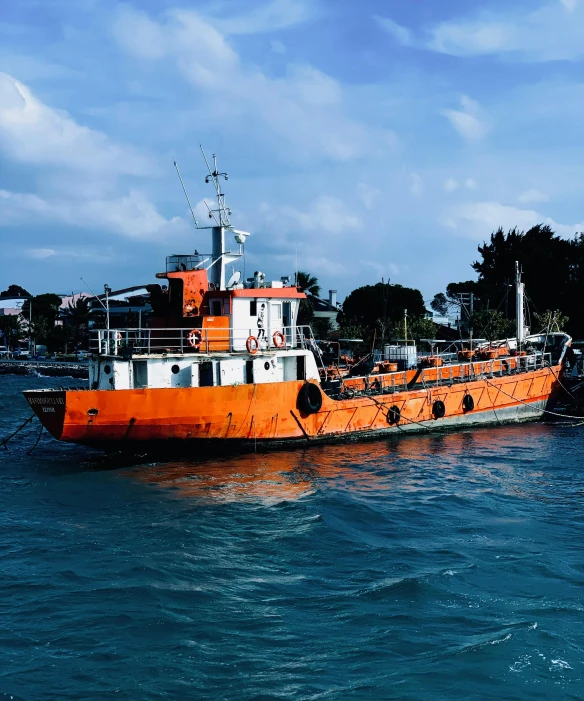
[90, 325, 316, 356]
[342, 351, 553, 393]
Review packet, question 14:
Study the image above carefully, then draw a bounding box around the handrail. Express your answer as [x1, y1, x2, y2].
[89, 325, 316, 356]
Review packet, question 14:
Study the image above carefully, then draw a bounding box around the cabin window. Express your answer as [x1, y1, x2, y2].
[211, 300, 222, 316]
[250, 300, 257, 316]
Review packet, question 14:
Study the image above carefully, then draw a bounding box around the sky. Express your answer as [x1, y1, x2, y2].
[1, 0, 584, 304]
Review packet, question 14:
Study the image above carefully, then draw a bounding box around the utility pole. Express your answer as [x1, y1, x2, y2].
[104, 284, 111, 347]
[28, 298, 33, 357]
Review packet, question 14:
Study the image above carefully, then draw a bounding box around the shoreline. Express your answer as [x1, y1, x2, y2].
[0, 360, 89, 379]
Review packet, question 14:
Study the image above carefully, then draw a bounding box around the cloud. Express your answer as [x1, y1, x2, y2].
[358, 183, 381, 210]
[410, 172, 424, 197]
[279, 195, 362, 234]
[0, 72, 152, 174]
[373, 16, 411, 46]
[212, 0, 315, 35]
[270, 39, 286, 53]
[428, 1, 584, 62]
[465, 178, 478, 190]
[111, 6, 394, 161]
[0, 189, 189, 240]
[441, 95, 490, 142]
[27, 248, 56, 259]
[517, 189, 549, 204]
[444, 178, 459, 192]
[447, 200, 583, 239]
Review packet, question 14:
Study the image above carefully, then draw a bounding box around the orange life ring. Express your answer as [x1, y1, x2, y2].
[246, 335, 259, 354]
[272, 331, 285, 348]
[187, 329, 202, 348]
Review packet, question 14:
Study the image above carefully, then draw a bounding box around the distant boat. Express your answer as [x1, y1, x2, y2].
[25, 154, 572, 451]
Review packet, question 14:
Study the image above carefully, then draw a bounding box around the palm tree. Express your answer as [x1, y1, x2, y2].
[66, 296, 91, 350]
[296, 271, 321, 298]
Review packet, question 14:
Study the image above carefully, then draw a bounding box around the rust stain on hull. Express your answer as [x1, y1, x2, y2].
[24, 365, 561, 450]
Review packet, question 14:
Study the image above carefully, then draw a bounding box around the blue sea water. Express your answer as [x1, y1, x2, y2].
[0, 374, 583, 701]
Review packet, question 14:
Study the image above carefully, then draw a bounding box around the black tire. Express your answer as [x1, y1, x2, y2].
[462, 394, 475, 412]
[387, 405, 401, 424]
[432, 399, 446, 419]
[298, 383, 323, 414]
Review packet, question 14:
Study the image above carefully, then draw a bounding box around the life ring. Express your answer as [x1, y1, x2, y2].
[246, 335, 259, 355]
[273, 331, 285, 348]
[298, 382, 322, 414]
[187, 329, 202, 348]
[462, 393, 475, 412]
[387, 405, 401, 424]
[432, 399, 446, 419]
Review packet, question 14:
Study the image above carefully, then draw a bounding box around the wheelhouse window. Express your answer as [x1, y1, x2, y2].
[211, 300, 222, 316]
[250, 300, 257, 316]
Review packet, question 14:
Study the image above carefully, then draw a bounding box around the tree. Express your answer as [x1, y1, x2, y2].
[65, 296, 91, 349]
[296, 271, 321, 297]
[0, 315, 25, 350]
[22, 293, 63, 344]
[0, 284, 31, 298]
[311, 317, 333, 340]
[533, 310, 569, 333]
[468, 310, 515, 342]
[339, 282, 426, 328]
[430, 293, 448, 315]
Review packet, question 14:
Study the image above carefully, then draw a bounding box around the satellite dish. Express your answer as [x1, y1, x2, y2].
[226, 271, 241, 289]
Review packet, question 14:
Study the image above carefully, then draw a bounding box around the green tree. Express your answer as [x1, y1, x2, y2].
[22, 293, 63, 344]
[430, 293, 448, 315]
[339, 282, 426, 329]
[311, 317, 333, 340]
[533, 309, 569, 333]
[296, 271, 321, 297]
[468, 310, 515, 342]
[0, 315, 25, 350]
[65, 296, 91, 349]
[0, 284, 31, 298]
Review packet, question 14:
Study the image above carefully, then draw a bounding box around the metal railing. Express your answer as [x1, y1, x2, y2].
[90, 325, 316, 356]
[341, 352, 553, 394]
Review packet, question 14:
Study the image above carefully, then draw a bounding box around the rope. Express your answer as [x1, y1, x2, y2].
[483, 376, 584, 422]
[1, 415, 35, 450]
[27, 423, 43, 454]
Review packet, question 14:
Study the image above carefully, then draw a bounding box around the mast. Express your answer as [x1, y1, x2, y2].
[515, 261, 525, 347]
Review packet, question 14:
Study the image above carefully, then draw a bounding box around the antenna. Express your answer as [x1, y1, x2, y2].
[173, 159, 200, 229]
[200, 144, 231, 227]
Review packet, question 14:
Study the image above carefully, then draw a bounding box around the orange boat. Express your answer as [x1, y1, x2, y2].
[25, 158, 572, 451]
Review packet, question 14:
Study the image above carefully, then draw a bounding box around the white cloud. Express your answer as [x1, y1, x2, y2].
[111, 7, 394, 162]
[358, 183, 381, 210]
[428, 1, 584, 61]
[442, 95, 490, 142]
[281, 195, 362, 234]
[410, 172, 424, 197]
[517, 189, 549, 204]
[0, 72, 152, 174]
[465, 178, 478, 190]
[270, 39, 286, 53]
[373, 16, 411, 46]
[212, 0, 314, 35]
[0, 189, 189, 240]
[27, 248, 56, 259]
[447, 200, 583, 239]
[444, 178, 459, 192]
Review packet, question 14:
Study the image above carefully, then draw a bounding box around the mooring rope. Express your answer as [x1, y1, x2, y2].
[1, 415, 36, 450]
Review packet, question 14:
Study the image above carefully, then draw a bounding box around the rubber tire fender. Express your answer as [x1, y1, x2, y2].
[298, 382, 323, 414]
[387, 405, 401, 425]
[432, 399, 446, 419]
[462, 393, 475, 412]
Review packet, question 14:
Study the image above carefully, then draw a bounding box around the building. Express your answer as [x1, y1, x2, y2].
[312, 290, 341, 330]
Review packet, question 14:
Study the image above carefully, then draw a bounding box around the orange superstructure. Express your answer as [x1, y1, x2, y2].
[24, 155, 572, 452]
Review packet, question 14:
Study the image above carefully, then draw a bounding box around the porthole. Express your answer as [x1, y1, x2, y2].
[171, 364, 180, 374]
[103, 364, 111, 374]
[264, 361, 270, 370]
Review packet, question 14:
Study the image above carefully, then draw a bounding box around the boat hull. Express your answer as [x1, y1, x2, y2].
[24, 364, 561, 450]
